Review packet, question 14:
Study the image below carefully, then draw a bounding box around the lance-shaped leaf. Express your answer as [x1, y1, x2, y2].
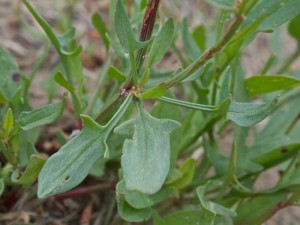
[147, 18, 175, 67]
[12, 155, 46, 186]
[18, 94, 67, 130]
[38, 95, 132, 198]
[115, 0, 149, 52]
[246, 75, 300, 97]
[227, 96, 279, 127]
[196, 183, 237, 218]
[115, 104, 181, 195]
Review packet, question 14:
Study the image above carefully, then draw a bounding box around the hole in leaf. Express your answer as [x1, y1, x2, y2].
[64, 176, 70, 181]
[12, 73, 20, 82]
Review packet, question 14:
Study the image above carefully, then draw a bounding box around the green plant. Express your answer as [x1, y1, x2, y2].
[1, 0, 300, 224]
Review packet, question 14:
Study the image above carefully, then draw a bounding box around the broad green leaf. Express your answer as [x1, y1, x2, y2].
[92, 12, 110, 51]
[107, 65, 126, 81]
[182, 18, 201, 61]
[206, 0, 236, 10]
[288, 14, 300, 43]
[151, 91, 183, 174]
[246, 75, 300, 97]
[115, 103, 181, 194]
[140, 84, 166, 99]
[12, 155, 45, 186]
[167, 158, 195, 189]
[147, 18, 174, 67]
[197, 184, 237, 217]
[117, 193, 152, 222]
[18, 94, 67, 130]
[117, 181, 175, 209]
[154, 210, 213, 225]
[0, 178, 4, 196]
[234, 192, 288, 225]
[0, 47, 21, 100]
[244, 0, 300, 32]
[38, 95, 132, 198]
[227, 97, 279, 127]
[3, 108, 14, 137]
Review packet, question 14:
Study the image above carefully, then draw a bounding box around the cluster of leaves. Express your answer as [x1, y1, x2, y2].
[1, 0, 300, 224]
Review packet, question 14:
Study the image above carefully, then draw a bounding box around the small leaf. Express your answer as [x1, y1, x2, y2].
[107, 65, 126, 81]
[117, 180, 174, 210]
[244, 0, 300, 32]
[140, 83, 166, 99]
[92, 12, 110, 51]
[227, 96, 279, 127]
[12, 155, 46, 186]
[147, 18, 174, 67]
[115, 103, 181, 194]
[3, 108, 14, 137]
[288, 14, 300, 43]
[167, 158, 195, 189]
[116, 193, 152, 222]
[197, 183, 237, 217]
[246, 75, 300, 97]
[117, 180, 153, 209]
[18, 94, 67, 130]
[38, 95, 132, 198]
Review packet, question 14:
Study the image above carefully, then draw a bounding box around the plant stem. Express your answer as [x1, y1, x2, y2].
[123, 0, 160, 88]
[163, 15, 244, 88]
[53, 182, 114, 200]
[96, 0, 161, 121]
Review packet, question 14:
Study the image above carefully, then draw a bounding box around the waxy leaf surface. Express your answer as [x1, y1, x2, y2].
[18, 95, 67, 130]
[115, 105, 180, 194]
[227, 97, 279, 127]
[38, 95, 132, 198]
[246, 75, 300, 97]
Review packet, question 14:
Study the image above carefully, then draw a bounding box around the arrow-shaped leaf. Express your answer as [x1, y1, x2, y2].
[38, 95, 132, 198]
[115, 103, 181, 195]
[227, 96, 279, 127]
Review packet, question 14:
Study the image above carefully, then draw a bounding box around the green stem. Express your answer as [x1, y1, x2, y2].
[163, 15, 244, 88]
[158, 96, 218, 111]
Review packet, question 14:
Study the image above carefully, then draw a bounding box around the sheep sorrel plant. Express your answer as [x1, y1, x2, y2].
[1, 0, 300, 224]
